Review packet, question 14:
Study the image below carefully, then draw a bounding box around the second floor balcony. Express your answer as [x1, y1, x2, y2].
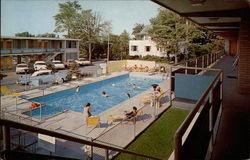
[0, 48, 66, 55]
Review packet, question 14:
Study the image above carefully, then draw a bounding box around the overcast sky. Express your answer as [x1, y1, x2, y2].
[1, 0, 160, 37]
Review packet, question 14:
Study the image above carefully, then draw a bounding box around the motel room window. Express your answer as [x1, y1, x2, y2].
[131, 46, 138, 51]
[145, 46, 151, 52]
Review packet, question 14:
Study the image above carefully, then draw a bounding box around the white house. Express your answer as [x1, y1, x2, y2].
[129, 26, 167, 57]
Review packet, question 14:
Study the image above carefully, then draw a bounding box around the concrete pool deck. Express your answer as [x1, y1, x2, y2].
[1, 71, 170, 159]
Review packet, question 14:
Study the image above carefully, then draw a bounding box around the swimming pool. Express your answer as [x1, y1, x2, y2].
[26, 73, 164, 119]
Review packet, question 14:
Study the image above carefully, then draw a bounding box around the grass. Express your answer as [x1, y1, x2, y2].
[115, 107, 190, 160]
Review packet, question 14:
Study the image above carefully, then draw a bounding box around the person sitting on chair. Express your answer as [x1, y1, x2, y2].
[124, 106, 137, 119]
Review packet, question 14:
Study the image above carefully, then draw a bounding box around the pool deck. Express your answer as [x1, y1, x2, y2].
[1, 71, 170, 159]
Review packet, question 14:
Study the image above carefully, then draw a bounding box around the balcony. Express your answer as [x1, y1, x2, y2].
[0, 48, 66, 55]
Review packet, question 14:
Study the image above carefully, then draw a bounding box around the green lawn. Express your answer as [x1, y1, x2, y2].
[115, 107, 190, 160]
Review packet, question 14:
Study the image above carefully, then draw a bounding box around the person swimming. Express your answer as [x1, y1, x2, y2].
[76, 86, 80, 92]
[102, 91, 109, 97]
[132, 83, 140, 89]
[126, 93, 131, 98]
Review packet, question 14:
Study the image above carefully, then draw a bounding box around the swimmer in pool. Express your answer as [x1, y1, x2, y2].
[126, 93, 131, 98]
[76, 86, 80, 92]
[102, 91, 110, 97]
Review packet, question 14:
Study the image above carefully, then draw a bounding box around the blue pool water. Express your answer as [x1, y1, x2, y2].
[26, 74, 163, 119]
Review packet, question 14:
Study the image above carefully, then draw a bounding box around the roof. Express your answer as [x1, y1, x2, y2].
[0, 36, 80, 41]
[151, 0, 250, 40]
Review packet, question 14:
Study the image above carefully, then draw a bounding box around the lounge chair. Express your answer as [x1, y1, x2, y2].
[107, 109, 144, 125]
[107, 114, 125, 124]
[87, 116, 100, 127]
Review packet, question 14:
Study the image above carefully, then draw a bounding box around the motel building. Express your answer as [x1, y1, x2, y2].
[0, 36, 80, 71]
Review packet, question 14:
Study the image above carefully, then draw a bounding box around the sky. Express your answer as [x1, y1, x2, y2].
[1, 0, 161, 38]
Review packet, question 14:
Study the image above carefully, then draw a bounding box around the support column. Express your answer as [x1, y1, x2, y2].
[239, 8, 250, 94]
[2, 126, 10, 151]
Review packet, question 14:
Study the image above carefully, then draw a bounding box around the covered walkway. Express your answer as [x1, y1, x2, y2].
[207, 56, 250, 159]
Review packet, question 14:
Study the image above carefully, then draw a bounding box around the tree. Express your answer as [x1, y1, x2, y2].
[132, 23, 145, 39]
[149, 9, 186, 63]
[54, 1, 111, 61]
[54, 1, 81, 37]
[36, 33, 57, 38]
[148, 8, 224, 63]
[109, 34, 121, 60]
[15, 32, 35, 37]
[119, 30, 130, 60]
[73, 10, 111, 61]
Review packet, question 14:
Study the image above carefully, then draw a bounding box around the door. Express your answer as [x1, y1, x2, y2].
[6, 41, 12, 49]
[44, 42, 48, 49]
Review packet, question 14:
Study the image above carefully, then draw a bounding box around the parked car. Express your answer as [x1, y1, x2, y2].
[34, 61, 47, 71]
[16, 63, 29, 74]
[75, 58, 91, 66]
[64, 59, 75, 68]
[52, 60, 65, 70]
[16, 70, 67, 85]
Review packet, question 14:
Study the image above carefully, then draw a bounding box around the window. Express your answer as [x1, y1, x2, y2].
[131, 46, 138, 51]
[37, 72, 50, 76]
[66, 41, 77, 48]
[145, 46, 151, 52]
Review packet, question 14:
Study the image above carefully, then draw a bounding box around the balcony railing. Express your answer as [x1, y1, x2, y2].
[0, 48, 66, 55]
[168, 50, 224, 160]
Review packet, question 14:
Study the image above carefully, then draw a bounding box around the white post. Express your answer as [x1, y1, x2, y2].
[185, 61, 188, 74]
[106, 34, 110, 74]
[169, 67, 172, 106]
[195, 58, 198, 74]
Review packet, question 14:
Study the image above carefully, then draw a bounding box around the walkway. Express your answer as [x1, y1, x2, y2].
[207, 56, 250, 159]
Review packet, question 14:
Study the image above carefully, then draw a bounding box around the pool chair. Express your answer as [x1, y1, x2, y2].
[141, 94, 153, 104]
[107, 114, 125, 125]
[87, 116, 100, 127]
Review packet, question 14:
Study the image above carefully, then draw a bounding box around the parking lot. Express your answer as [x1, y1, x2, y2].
[0, 61, 104, 93]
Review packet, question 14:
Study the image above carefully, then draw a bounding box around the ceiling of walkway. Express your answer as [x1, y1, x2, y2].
[151, 0, 250, 40]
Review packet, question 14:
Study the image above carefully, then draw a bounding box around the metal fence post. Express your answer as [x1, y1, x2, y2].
[16, 96, 18, 114]
[209, 89, 214, 153]
[210, 53, 213, 64]
[169, 67, 172, 106]
[90, 138, 93, 160]
[40, 103, 42, 120]
[134, 118, 136, 138]
[195, 58, 198, 74]
[105, 149, 109, 160]
[207, 54, 209, 66]
[185, 61, 188, 74]
[202, 56, 204, 68]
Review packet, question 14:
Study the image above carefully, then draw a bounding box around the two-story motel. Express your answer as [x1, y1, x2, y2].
[0, 36, 80, 70]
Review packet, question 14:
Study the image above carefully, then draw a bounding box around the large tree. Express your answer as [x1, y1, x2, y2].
[54, 1, 111, 61]
[72, 10, 111, 61]
[149, 9, 187, 63]
[148, 8, 224, 63]
[53, 1, 81, 37]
